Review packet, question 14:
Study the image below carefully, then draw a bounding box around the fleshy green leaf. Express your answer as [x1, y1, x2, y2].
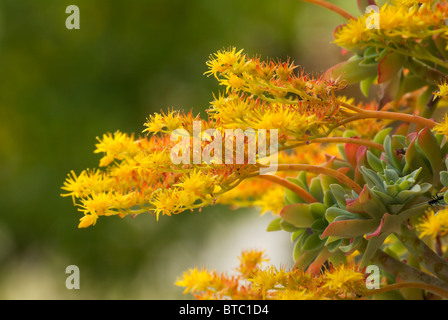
[310, 202, 327, 220]
[309, 178, 324, 203]
[302, 233, 325, 251]
[326, 56, 378, 84]
[280, 204, 314, 228]
[367, 150, 384, 172]
[266, 217, 282, 232]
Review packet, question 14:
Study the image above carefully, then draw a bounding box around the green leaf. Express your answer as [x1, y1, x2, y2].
[266, 218, 282, 232]
[403, 138, 431, 180]
[309, 178, 324, 202]
[329, 184, 349, 208]
[287, 176, 308, 192]
[310, 202, 327, 219]
[293, 247, 320, 269]
[360, 166, 384, 189]
[323, 190, 336, 208]
[279, 219, 300, 232]
[280, 204, 314, 228]
[284, 186, 306, 205]
[303, 233, 325, 251]
[367, 150, 383, 172]
[325, 206, 356, 223]
[361, 233, 389, 267]
[360, 76, 376, 97]
[297, 171, 309, 190]
[373, 127, 392, 145]
[326, 238, 343, 252]
[417, 128, 442, 177]
[384, 135, 403, 172]
[326, 56, 378, 84]
[339, 236, 362, 253]
[311, 218, 328, 233]
[440, 171, 448, 188]
[291, 229, 305, 242]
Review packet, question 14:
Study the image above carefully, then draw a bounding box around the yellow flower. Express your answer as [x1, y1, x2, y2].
[77, 192, 117, 217]
[334, 1, 448, 49]
[237, 249, 269, 278]
[175, 169, 216, 198]
[175, 267, 216, 294]
[433, 80, 448, 101]
[321, 263, 365, 296]
[417, 208, 448, 239]
[94, 131, 139, 167]
[432, 114, 448, 136]
[150, 188, 196, 221]
[204, 47, 246, 79]
[60, 169, 111, 202]
[78, 213, 98, 228]
[274, 289, 320, 300]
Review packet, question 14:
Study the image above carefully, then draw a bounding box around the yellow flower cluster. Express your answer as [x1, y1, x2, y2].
[334, 0, 448, 50]
[62, 48, 358, 228]
[175, 249, 367, 300]
[205, 48, 350, 141]
[417, 208, 448, 239]
[433, 79, 448, 102]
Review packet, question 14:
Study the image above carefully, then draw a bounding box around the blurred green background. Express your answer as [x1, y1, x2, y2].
[0, 0, 359, 299]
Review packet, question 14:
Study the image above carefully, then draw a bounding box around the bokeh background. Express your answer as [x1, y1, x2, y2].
[0, 0, 362, 299]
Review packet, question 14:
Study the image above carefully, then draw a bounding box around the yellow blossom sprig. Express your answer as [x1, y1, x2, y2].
[416, 208, 448, 239]
[333, 0, 448, 68]
[433, 79, 448, 102]
[175, 249, 369, 300]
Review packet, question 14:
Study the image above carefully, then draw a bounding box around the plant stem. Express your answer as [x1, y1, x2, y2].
[337, 100, 365, 113]
[307, 137, 384, 151]
[258, 174, 317, 204]
[342, 110, 437, 129]
[273, 163, 363, 193]
[372, 249, 448, 292]
[397, 224, 448, 283]
[301, 0, 356, 20]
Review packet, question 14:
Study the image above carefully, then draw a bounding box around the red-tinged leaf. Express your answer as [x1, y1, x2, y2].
[321, 219, 380, 239]
[378, 52, 403, 84]
[405, 132, 418, 146]
[346, 198, 364, 214]
[345, 142, 360, 168]
[394, 123, 410, 136]
[337, 167, 351, 175]
[355, 146, 367, 185]
[365, 213, 400, 239]
[365, 216, 384, 240]
[357, 185, 386, 219]
[341, 48, 350, 56]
